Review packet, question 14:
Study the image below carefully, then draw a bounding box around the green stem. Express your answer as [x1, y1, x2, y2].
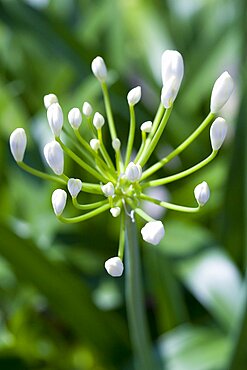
[134, 131, 146, 163]
[58, 203, 110, 224]
[72, 197, 108, 210]
[142, 112, 215, 176]
[125, 214, 160, 370]
[81, 182, 103, 194]
[118, 210, 125, 260]
[125, 105, 136, 168]
[101, 81, 117, 140]
[142, 150, 218, 186]
[97, 129, 116, 172]
[138, 107, 173, 167]
[18, 162, 67, 185]
[56, 138, 107, 182]
[140, 194, 201, 213]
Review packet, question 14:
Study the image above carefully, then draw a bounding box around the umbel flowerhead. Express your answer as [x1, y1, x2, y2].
[9, 51, 234, 277]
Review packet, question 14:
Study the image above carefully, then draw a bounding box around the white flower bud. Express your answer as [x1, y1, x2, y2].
[210, 71, 234, 113]
[91, 56, 107, 82]
[141, 220, 165, 245]
[52, 189, 67, 216]
[44, 141, 64, 175]
[9, 128, 27, 162]
[68, 107, 82, 129]
[140, 121, 152, 133]
[112, 138, 121, 151]
[67, 178, 82, 198]
[101, 182, 115, 197]
[47, 103, 63, 137]
[90, 138, 100, 151]
[93, 112, 105, 129]
[43, 93, 58, 109]
[161, 75, 181, 108]
[110, 207, 121, 217]
[82, 102, 93, 117]
[161, 50, 184, 104]
[210, 117, 228, 150]
[105, 257, 124, 277]
[194, 181, 210, 206]
[127, 86, 141, 106]
[125, 162, 142, 182]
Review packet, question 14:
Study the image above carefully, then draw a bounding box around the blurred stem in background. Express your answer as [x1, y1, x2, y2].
[125, 214, 161, 370]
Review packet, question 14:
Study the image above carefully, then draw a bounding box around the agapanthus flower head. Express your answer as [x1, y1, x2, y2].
[10, 50, 233, 276]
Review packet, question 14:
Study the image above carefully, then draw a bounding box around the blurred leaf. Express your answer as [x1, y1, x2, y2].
[0, 224, 128, 367]
[158, 324, 231, 370]
[176, 248, 242, 331]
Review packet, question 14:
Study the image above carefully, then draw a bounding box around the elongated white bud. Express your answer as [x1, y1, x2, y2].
[101, 182, 115, 197]
[161, 50, 184, 104]
[52, 189, 67, 216]
[105, 257, 124, 277]
[210, 117, 228, 150]
[112, 138, 121, 151]
[210, 71, 234, 113]
[44, 93, 58, 109]
[125, 162, 142, 182]
[141, 220, 165, 245]
[82, 102, 93, 117]
[140, 121, 152, 133]
[44, 141, 64, 175]
[47, 103, 63, 137]
[93, 112, 105, 129]
[127, 86, 141, 106]
[110, 207, 121, 217]
[67, 178, 82, 198]
[194, 181, 210, 206]
[68, 107, 82, 129]
[9, 128, 27, 162]
[91, 56, 107, 82]
[161, 75, 181, 108]
[90, 139, 100, 151]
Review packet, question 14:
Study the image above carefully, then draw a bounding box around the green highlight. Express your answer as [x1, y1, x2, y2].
[125, 104, 136, 168]
[72, 197, 108, 210]
[58, 203, 110, 224]
[140, 193, 201, 213]
[18, 162, 67, 185]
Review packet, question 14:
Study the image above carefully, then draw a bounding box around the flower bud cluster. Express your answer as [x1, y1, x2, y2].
[9, 51, 234, 277]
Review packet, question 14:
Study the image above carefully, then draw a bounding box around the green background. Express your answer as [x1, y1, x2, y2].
[0, 0, 246, 369]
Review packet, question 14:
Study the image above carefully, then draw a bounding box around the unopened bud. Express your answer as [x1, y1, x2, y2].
[112, 138, 121, 151]
[110, 207, 121, 217]
[105, 257, 124, 277]
[93, 112, 105, 129]
[47, 103, 63, 137]
[141, 220, 165, 245]
[210, 117, 228, 150]
[44, 93, 58, 109]
[91, 56, 107, 82]
[140, 121, 152, 133]
[52, 189, 67, 216]
[161, 50, 184, 92]
[194, 181, 210, 206]
[210, 71, 234, 113]
[44, 141, 64, 175]
[90, 139, 100, 151]
[68, 107, 82, 129]
[67, 178, 82, 198]
[82, 102, 93, 117]
[127, 86, 141, 106]
[9, 128, 27, 162]
[125, 162, 142, 182]
[101, 182, 115, 197]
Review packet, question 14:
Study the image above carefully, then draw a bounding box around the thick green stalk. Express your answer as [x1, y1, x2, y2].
[125, 214, 160, 370]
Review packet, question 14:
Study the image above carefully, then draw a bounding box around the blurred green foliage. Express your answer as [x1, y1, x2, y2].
[0, 0, 246, 369]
